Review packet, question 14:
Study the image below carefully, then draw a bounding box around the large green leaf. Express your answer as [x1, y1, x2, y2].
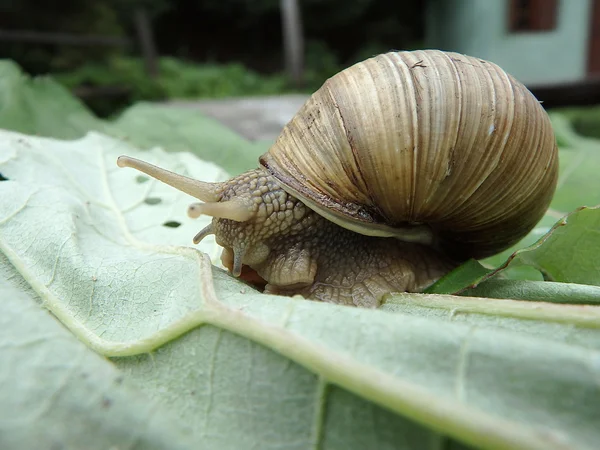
[0, 253, 196, 450]
[1, 130, 599, 450]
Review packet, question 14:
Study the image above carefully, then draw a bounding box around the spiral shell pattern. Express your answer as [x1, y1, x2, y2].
[260, 50, 558, 258]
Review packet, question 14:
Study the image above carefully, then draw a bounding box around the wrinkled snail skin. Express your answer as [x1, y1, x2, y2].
[116, 49, 559, 308]
[209, 169, 457, 307]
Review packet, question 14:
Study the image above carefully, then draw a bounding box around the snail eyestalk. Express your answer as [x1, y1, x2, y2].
[117, 155, 221, 203]
[221, 246, 246, 277]
[232, 246, 246, 277]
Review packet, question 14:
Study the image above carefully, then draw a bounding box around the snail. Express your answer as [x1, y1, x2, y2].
[117, 49, 558, 308]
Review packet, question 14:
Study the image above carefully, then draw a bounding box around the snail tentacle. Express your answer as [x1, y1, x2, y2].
[192, 223, 215, 244]
[231, 245, 246, 277]
[187, 198, 254, 222]
[117, 155, 222, 203]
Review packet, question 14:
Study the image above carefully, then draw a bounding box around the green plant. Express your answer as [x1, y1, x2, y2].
[552, 105, 600, 140]
[53, 56, 303, 116]
[156, 57, 290, 98]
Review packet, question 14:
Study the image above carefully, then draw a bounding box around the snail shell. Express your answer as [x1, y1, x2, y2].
[261, 50, 558, 259]
[117, 50, 558, 307]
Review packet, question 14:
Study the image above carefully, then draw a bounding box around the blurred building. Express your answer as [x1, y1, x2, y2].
[427, 0, 597, 88]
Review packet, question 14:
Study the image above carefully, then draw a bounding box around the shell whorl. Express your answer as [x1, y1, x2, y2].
[260, 50, 558, 259]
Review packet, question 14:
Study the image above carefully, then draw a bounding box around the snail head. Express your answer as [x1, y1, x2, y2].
[117, 156, 299, 279]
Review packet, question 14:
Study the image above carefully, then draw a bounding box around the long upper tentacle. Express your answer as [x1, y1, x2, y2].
[117, 155, 222, 202]
[192, 223, 214, 244]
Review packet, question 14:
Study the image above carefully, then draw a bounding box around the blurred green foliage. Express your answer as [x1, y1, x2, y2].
[552, 106, 600, 140]
[54, 56, 295, 117]
[52, 38, 356, 117]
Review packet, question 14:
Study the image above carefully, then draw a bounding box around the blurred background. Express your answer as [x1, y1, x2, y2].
[1, 0, 599, 129]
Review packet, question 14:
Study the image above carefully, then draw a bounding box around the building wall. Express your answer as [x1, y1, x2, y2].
[426, 0, 592, 85]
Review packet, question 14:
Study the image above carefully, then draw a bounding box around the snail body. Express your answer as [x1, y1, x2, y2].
[118, 50, 558, 307]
